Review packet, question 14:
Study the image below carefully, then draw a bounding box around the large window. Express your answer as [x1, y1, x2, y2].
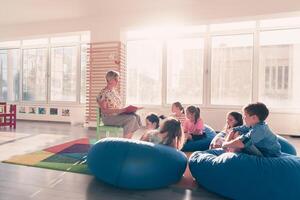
[0, 49, 20, 101]
[126, 38, 205, 106]
[211, 34, 253, 105]
[0, 32, 89, 104]
[126, 40, 162, 105]
[22, 48, 47, 101]
[51, 46, 77, 101]
[167, 38, 204, 104]
[3, 19, 300, 111]
[259, 29, 300, 108]
[126, 17, 300, 110]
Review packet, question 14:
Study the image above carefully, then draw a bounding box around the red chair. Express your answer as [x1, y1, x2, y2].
[0, 102, 16, 129]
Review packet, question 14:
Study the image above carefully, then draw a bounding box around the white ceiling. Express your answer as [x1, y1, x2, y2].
[1, 0, 300, 26]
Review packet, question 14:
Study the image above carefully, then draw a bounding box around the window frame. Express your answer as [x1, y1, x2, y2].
[208, 31, 255, 107]
[126, 34, 207, 108]
[0, 32, 89, 105]
[21, 46, 48, 103]
[49, 44, 80, 104]
[126, 38, 164, 106]
[165, 37, 206, 105]
[126, 18, 300, 113]
[0, 48, 21, 102]
[257, 27, 300, 112]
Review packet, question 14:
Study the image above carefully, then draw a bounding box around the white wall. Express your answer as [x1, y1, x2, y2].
[1, 1, 300, 134]
[2, 0, 300, 41]
[2, 0, 300, 26]
[16, 104, 85, 125]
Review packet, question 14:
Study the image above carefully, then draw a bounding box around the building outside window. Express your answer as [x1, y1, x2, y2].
[259, 29, 300, 109]
[211, 34, 253, 106]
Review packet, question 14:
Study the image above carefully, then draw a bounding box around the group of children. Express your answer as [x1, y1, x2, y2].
[140, 102, 282, 157]
[140, 102, 205, 150]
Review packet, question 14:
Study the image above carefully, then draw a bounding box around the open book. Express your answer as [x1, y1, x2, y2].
[123, 105, 143, 114]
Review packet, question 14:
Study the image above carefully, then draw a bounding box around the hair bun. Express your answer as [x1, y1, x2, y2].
[159, 115, 166, 120]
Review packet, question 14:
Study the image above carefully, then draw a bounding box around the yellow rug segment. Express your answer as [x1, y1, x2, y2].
[5, 150, 54, 165]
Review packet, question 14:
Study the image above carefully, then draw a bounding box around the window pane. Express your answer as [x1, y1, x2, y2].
[0, 49, 20, 101]
[51, 47, 77, 101]
[80, 44, 88, 103]
[211, 34, 253, 105]
[22, 48, 47, 101]
[167, 38, 204, 104]
[126, 40, 162, 105]
[259, 29, 300, 108]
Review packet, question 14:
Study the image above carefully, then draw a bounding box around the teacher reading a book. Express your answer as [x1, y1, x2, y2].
[96, 70, 142, 139]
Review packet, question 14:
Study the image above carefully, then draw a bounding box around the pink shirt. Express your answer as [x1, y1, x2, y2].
[183, 118, 204, 135]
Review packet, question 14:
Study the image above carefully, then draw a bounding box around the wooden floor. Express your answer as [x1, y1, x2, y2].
[0, 121, 228, 200]
[0, 120, 299, 200]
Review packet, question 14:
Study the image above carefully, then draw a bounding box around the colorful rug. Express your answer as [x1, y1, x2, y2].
[3, 138, 95, 174]
[3, 137, 197, 189]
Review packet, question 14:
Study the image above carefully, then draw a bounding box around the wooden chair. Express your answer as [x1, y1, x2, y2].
[0, 102, 16, 129]
[96, 108, 123, 139]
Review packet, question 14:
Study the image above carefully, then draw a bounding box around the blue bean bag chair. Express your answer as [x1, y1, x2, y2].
[87, 138, 187, 189]
[277, 135, 297, 155]
[181, 125, 216, 152]
[189, 148, 300, 200]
